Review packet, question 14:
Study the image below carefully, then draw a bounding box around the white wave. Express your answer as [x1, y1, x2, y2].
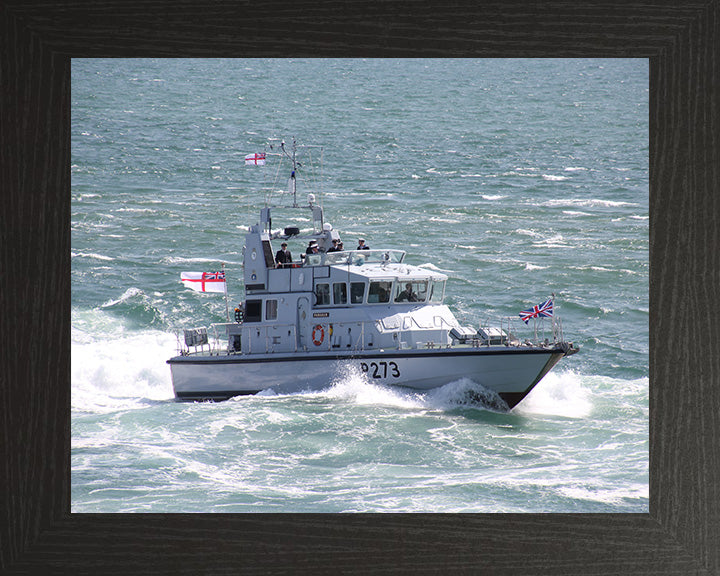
[160, 256, 224, 265]
[425, 168, 457, 176]
[429, 216, 461, 224]
[480, 194, 507, 200]
[72, 328, 177, 413]
[515, 228, 542, 238]
[524, 263, 548, 270]
[72, 251, 114, 261]
[100, 287, 143, 308]
[514, 371, 593, 418]
[542, 174, 568, 181]
[114, 208, 156, 213]
[564, 166, 587, 172]
[531, 234, 569, 248]
[543, 198, 636, 208]
[558, 483, 649, 506]
[322, 367, 425, 409]
[561, 210, 592, 216]
[417, 262, 453, 273]
[319, 370, 508, 413]
[422, 378, 508, 412]
[499, 170, 538, 177]
[571, 265, 638, 276]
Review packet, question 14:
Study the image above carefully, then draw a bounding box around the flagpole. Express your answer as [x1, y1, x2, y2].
[223, 262, 230, 322]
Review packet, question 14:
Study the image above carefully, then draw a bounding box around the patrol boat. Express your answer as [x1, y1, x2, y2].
[167, 141, 578, 409]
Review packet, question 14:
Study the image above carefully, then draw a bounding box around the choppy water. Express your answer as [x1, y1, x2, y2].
[71, 58, 648, 512]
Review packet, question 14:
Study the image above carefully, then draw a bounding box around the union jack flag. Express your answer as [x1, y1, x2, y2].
[519, 298, 554, 324]
[203, 271, 225, 281]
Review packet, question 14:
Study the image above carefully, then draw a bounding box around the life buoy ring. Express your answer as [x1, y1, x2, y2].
[312, 325, 325, 346]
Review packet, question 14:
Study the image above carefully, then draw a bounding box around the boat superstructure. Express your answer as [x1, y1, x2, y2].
[167, 140, 577, 409]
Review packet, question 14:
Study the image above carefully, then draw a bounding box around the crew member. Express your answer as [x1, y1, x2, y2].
[357, 238, 369, 250]
[395, 283, 418, 302]
[275, 243, 292, 267]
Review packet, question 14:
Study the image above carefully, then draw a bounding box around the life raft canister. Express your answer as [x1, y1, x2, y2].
[312, 325, 325, 346]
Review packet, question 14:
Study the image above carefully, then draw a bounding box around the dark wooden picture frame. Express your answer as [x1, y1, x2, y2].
[2, 2, 718, 574]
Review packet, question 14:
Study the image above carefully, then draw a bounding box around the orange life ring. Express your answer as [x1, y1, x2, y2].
[312, 325, 325, 346]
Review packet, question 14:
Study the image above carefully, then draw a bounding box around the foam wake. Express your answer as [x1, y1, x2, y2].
[306, 366, 511, 413]
[72, 315, 176, 413]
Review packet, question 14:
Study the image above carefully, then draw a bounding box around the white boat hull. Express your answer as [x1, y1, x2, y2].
[168, 346, 568, 409]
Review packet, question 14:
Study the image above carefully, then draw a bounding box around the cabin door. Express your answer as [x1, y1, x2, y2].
[297, 297, 311, 349]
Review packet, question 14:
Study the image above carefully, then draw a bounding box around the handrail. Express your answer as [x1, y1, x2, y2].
[304, 249, 406, 267]
[181, 314, 568, 357]
[489, 315, 564, 346]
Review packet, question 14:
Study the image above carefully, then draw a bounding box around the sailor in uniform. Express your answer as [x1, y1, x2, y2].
[357, 238, 369, 250]
[275, 243, 292, 267]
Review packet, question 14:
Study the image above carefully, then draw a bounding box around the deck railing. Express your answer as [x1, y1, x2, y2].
[177, 314, 566, 356]
[302, 249, 406, 267]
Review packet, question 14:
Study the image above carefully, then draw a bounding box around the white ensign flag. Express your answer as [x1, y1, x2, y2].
[180, 271, 226, 293]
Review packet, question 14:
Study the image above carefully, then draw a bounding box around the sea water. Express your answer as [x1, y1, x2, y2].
[71, 58, 648, 512]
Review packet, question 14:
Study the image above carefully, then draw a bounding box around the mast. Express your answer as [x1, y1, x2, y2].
[280, 139, 299, 207]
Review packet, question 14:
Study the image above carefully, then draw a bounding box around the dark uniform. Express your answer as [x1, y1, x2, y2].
[275, 245, 292, 266]
[395, 284, 418, 302]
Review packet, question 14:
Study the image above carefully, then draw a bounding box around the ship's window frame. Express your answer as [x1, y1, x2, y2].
[315, 283, 330, 306]
[261, 240, 275, 268]
[333, 282, 347, 305]
[244, 299, 262, 322]
[350, 282, 366, 304]
[368, 280, 393, 304]
[266, 299, 278, 321]
[430, 279, 445, 303]
[393, 280, 428, 303]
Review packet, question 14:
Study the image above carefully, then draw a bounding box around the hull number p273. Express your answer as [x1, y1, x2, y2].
[360, 361, 401, 379]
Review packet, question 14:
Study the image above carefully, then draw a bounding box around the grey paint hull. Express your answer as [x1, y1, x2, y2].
[168, 347, 566, 409]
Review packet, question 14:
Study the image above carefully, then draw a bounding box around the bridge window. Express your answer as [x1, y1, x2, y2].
[368, 281, 392, 303]
[429, 280, 445, 303]
[394, 280, 428, 303]
[350, 282, 365, 304]
[315, 283, 330, 306]
[333, 283, 347, 305]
